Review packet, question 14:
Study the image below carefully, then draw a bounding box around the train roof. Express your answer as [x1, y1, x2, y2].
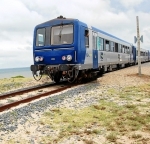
[36, 16, 131, 45]
[91, 26, 131, 45]
[36, 16, 78, 27]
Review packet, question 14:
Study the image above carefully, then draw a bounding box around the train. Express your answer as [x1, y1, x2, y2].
[30, 16, 150, 83]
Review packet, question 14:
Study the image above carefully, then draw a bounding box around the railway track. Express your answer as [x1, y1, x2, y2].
[0, 81, 74, 112]
[0, 63, 143, 112]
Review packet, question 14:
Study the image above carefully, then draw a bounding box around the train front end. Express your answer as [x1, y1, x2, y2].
[30, 16, 79, 83]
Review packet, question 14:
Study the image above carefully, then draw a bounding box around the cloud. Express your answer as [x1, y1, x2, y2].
[0, 0, 150, 69]
[119, 0, 144, 8]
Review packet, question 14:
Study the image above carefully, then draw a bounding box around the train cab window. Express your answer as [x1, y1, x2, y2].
[36, 28, 45, 46]
[51, 24, 73, 45]
[85, 30, 89, 48]
[105, 40, 110, 51]
[97, 37, 104, 51]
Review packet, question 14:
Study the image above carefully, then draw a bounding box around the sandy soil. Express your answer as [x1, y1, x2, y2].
[0, 62, 150, 144]
[99, 62, 150, 87]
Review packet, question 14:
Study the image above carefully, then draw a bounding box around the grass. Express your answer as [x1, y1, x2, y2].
[131, 133, 142, 139]
[0, 76, 33, 93]
[40, 100, 150, 143]
[11, 75, 25, 78]
[40, 83, 150, 143]
[106, 132, 117, 142]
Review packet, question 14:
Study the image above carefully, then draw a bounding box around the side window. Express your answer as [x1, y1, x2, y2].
[115, 43, 118, 52]
[100, 38, 104, 51]
[125, 46, 127, 53]
[97, 37, 104, 51]
[122, 45, 125, 53]
[97, 37, 100, 50]
[127, 47, 130, 54]
[92, 32, 97, 50]
[105, 40, 110, 51]
[119, 44, 122, 53]
[124, 46, 126, 53]
[85, 30, 89, 48]
[110, 41, 114, 52]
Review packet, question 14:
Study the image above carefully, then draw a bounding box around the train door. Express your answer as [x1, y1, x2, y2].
[132, 46, 136, 63]
[80, 26, 93, 68]
[92, 32, 98, 69]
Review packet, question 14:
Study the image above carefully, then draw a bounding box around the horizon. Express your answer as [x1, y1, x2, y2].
[0, 66, 30, 70]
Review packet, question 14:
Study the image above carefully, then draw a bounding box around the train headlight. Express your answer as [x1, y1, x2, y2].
[62, 56, 66, 61]
[35, 56, 44, 62]
[35, 56, 40, 62]
[67, 55, 72, 61]
[39, 56, 44, 61]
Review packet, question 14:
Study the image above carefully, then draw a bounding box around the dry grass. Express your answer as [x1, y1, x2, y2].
[40, 83, 150, 143]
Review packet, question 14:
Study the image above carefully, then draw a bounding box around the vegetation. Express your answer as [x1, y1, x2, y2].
[39, 83, 150, 143]
[0, 77, 32, 93]
[11, 75, 25, 78]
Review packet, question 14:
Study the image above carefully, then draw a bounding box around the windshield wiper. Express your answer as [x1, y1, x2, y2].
[59, 25, 63, 42]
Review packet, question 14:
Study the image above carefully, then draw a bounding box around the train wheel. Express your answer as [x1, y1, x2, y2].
[54, 72, 61, 83]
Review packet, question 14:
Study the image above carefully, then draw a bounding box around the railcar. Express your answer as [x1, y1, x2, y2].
[30, 16, 149, 83]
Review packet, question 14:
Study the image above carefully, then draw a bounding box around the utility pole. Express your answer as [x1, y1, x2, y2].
[137, 16, 141, 75]
[134, 16, 143, 76]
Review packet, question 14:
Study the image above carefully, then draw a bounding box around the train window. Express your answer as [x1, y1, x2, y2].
[51, 24, 73, 45]
[36, 28, 45, 46]
[97, 37, 100, 50]
[119, 44, 122, 53]
[124, 46, 126, 53]
[122, 46, 125, 53]
[127, 47, 130, 54]
[115, 43, 118, 52]
[85, 30, 89, 48]
[105, 40, 110, 51]
[92, 32, 97, 50]
[110, 41, 114, 52]
[97, 37, 104, 51]
[100, 38, 104, 51]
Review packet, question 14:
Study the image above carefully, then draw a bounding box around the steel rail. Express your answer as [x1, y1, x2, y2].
[0, 85, 71, 112]
[0, 81, 69, 100]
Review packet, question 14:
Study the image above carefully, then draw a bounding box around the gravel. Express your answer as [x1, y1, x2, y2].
[0, 62, 150, 143]
[0, 82, 107, 133]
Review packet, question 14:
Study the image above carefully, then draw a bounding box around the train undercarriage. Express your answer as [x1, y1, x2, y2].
[30, 64, 100, 83]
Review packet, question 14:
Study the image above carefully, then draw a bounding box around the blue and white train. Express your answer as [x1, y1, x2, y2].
[30, 16, 150, 83]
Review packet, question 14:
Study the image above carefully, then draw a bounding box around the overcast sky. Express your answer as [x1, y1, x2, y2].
[0, 0, 150, 68]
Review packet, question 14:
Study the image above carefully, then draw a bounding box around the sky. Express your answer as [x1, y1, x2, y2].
[0, 0, 150, 68]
